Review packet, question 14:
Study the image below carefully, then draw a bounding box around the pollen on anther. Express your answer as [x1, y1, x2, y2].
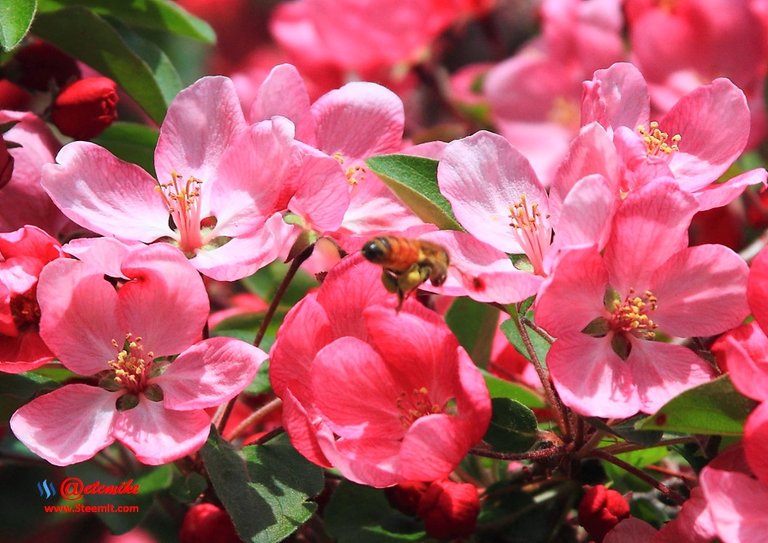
[637, 122, 681, 156]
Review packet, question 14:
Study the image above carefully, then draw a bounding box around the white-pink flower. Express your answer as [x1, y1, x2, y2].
[41, 76, 310, 281]
[10, 242, 266, 465]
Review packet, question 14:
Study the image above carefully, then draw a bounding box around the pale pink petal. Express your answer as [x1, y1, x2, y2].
[549, 122, 620, 220]
[551, 173, 618, 251]
[156, 337, 266, 410]
[629, 340, 715, 414]
[438, 130, 547, 253]
[719, 323, 768, 402]
[154, 76, 247, 191]
[209, 118, 297, 237]
[548, 334, 640, 418]
[312, 82, 403, 159]
[749, 247, 768, 334]
[319, 434, 401, 487]
[289, 145, 349, 232]
[42, 142, 173, 242]
[535, 247, 608, 337]
[190, 212, 293, 281]
[664, 79, 750, 191]
[38, 259, 123, 375]
[604, 180, 698, 292]
[745, 402, 768, 486]
[604, 518, 659, 543]
[118, 244, 209, 357]
[114, 399, 211, 465]
[339, 181, 424, 235]
[400, 414, 473, 481]
[311, 336, 403, 439]
[650, 244, 749, 337]
[10, 384, 116, 466]
[62, 237, 140, 278]
[249, 63, 316, 143]
[581, 62, 650, 133]
[0, 333, 53, 373]
[700, 464, 768, 543]
[418, 230, 543, 304]
[695, 168, 768, 211]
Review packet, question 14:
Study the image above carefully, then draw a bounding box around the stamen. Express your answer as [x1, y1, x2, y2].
[637, 121, 681, 157]
[155, 171, 204, 253]
[508, 194, 551, 276]
[107, 334, 154, 393]
[396, 387, 441, 429]
[332, 152, 366, 186]
[610, 289, 658, 340]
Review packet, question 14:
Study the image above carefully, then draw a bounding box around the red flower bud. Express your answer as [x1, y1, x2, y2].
[577, 485, 630, 543]
[15, 40, 81, 91]
[417, 480, 480, 540]
[0, 80, 32, 111]
[386, 481, 430, 516]
[179, 503, 240, 543]
[51, 76, 119, 140]
[0, 139, 13, 189]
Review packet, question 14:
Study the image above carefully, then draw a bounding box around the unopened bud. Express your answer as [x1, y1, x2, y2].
[417, 480, 480, 540]
[0, 80, 32, 111]
[578, 485, 630, 543]
[15, 41, 81, 91]
[180, 503, 240, 543]
[51, 76, 119, 140]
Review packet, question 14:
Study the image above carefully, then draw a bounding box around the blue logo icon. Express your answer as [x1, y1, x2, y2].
[37, 480, 56, 499]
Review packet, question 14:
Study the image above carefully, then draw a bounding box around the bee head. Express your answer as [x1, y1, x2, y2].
[361, 237, 389, 263]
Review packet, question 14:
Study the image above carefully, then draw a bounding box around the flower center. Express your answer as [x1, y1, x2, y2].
[637, 122, 681, 157]
[396, 386, 441, 429]
[333, 152, 366, 186]
[547, 96, 580, 130]
[156, 171, 205, 254]
[509, 194, 551, 275]
[609, 289, 658, 340]
[107, 334, 154, 394]
[9, 287, 41, 333]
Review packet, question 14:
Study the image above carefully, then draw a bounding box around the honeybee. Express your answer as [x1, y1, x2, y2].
[361, 236, 450, 310]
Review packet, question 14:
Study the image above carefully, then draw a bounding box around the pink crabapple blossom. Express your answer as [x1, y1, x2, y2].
[534, 180, 749, 418]
[581, 62, 768, 210]
[40, 75, 337, 281]
[9, 241, 267, 465]
[0, 225, 64, 373]
[269, 254, 491, 487]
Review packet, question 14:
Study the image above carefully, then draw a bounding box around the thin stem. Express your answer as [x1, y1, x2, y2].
[589, 449, 685, 505]
[226, 398, 283, 441]
[217, 243, 315, 435]
[576, 429, 606, 457]
[520, 317, 555, 344]
[600, 436, 697, 456]
[645, 464, 697, 483]
[470, 444, 566, 461]
[515, 314, 569, 436]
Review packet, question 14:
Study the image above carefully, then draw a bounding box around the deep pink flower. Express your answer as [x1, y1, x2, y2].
[10, 242, 266, 465]
[582, 62, 767, 209]
[535, 181, 749, 417]
[0, 226, 64, 373]
[41, 76, 314, 281]
[270, 254, 491, 487]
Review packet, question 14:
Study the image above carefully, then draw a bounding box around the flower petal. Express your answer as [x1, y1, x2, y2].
[10, 384, 116, 466]
[156, 337, 266, 410]
[42, 142, 173, 242]
[749, 246, 768, 335]
[113, 399, 211, 465]
[745, 401, 768, 486]
[249, 63, 316, 144]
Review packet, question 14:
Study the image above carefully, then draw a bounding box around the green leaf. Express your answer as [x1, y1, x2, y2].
[0, 371, 58, 400]
[480, 369, 545, 409]
[0, 0, 36, 51]
[37, 0, 215, 42]
[586, 416, 663, 447]
[615, 446, 669, 468]
[500, 317, 550, 366]
[201, 429, 324, 543]
[92, 122, 159, 176]
[32, 6, 172, 123]
[483, 397, 538, 453]
[325, 482, 426, 543]
[637, 375, 756, 435]
[366, 154, 462, 231]
[445, 297, 499, 368]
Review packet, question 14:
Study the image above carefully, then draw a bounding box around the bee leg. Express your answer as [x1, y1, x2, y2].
[380, 270, 400, 293]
